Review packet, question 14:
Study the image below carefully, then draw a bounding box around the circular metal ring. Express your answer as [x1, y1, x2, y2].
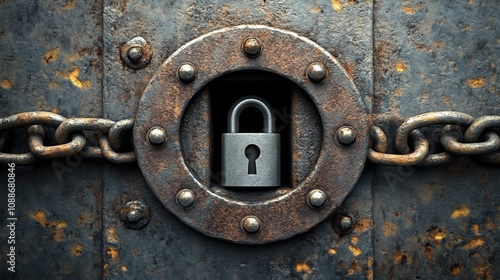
[109, 119, 134, 151]
[464, 116, 500, 163]
[441, 125, 500, 156]
[133, 25, 368, 244]
[28, 125, 87, 159]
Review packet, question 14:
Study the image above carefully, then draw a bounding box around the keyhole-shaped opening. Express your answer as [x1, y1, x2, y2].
[245, 144, 261, 174]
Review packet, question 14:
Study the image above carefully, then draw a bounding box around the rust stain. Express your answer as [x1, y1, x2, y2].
[472, 224, 480, 235]
[349, 244, 362, 257]
[467, 0, 474, 4]
[393, 250, 412, 265]
[367, 256, 374, 280]
[462, 237, 484, 250]
[423, 244, 434, 261]
[107, 246, 120, 262]
[64, 0, 76, 9]
[121, 265, 128, 272]
[348, 260, 361, 275]
[331, 0, 342, 12]
[328, 248, 337, 255]
[473, 261, 492, 280]
[486, 219, 494, 230]
[467, 77, 486, 88]
[451, 204, 471, 219]
[442, 97, 451, 106]
[310, 6, 323, 13]
[450, 263, 464, 275]
[394, 89, 403, 96]
[354, 217, 371, 233]
[56, 66, 91, 90]
[383, 221, 398, 237]
[421, 91, 430, 100]
[403, 6, 416, 15]
[107, 226, 120, 244]
[427, 227, 447, 241]
[29, 210, 67, 242]
[43, 46, 61, 64]
[432, 41, 444, 49]
[351, 236, 359, 245]
[51, 108, 58, 113]
[0, 79, 13, 89]
[72, 243, 83, 256]
[395, 61, 407, 72]
[295, 262, 313, 275]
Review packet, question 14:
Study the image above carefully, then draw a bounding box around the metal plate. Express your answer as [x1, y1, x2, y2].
[134, 25, 368, 244]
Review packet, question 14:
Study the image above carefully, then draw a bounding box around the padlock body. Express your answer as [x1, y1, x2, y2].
[222, 133, 280, 187]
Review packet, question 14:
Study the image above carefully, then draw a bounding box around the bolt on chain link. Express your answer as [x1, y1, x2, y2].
[0, 112, 136, 165]
[369, 111, 500, 166]
[1, 111, 499, 166]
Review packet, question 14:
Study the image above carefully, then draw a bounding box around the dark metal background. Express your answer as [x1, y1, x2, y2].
[0, 0, 498, 279]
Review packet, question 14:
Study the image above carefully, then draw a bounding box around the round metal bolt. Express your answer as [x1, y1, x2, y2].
[242, 216, 261, 234]
[127, 209, 142, 223]
[177, 63, 197, 82]
[307, 189, 327, 208]
[337, 126, 357, 146]
[176, 189, 196, 208]
[127, 46, 143, 62]
[333, 213, 354, 235]
[119, 201, 151, 230]
[242, 37, 263, 58]
[120, 36, 152, 70]
[307, 62, 327, 83]
[148, 126, 166, 146]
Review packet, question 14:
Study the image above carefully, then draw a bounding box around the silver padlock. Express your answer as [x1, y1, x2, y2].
[221, 97, 281, 187]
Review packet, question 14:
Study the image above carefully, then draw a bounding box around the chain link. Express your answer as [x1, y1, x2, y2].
[1, 111, 499, 166]
[369, 111, 500, 166]
[0, 112, 136, 165]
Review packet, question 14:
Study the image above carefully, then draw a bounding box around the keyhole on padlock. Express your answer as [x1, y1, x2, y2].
[245, 144, 261, 174]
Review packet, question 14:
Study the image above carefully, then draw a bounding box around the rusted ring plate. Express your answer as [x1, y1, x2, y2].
[134, 25, 368, 244]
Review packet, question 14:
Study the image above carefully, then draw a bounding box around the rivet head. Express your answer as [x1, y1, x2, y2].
[307, 189, 327, 208]
[119, 201, 151, 230]
[337, 126, 357, 146]
[242, 216, 261, 234]
[176, 189, 196, 208]
[148, 126, 166, 146]
[177, 63, 197, 82]
[242, 37, 263, 58]
[307, 62, 327, 83]
[127, 46, 143, 62]
[333, 213, 354, 235]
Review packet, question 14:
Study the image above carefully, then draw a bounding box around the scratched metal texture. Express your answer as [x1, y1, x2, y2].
[373, 0, 499, 279]
[0, 1, 104, 279]
[0, 0, 498, 279]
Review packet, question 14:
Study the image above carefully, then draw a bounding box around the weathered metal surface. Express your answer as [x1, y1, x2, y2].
[134, 25, 368, 244]
[0, 1, 103, 279]
[373, 0, 499, 279]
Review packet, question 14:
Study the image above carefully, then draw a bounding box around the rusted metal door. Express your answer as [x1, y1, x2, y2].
[1, 1, 498, 279]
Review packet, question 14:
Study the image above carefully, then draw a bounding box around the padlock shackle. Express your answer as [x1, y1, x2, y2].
[228, 97, 274, 133]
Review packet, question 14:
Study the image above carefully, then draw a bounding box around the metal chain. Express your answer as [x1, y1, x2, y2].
[1, 111, 499, 166]
[0, 112, 136, 165]
[369, 112, 500, 166]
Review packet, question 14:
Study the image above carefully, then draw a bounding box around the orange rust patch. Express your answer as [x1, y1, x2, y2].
[121, 266, 128, 272]
[1, 79, 13, 89]
[49, 82, 60, 89]
[450, 263, 464, 275]
[295, 262, 313, 275]
[331, 0, 342, 12]
[328, 248, 337, 255]
[462, 237, 484, 250]
[394, 89, 403, 96]
[56, 66, 91, 90]
[72, 244, 83, 256]
[383, 222, 398, 237]
[428, 227, 447, 241]
[43, 46, 60, 64]
[348, 260, 362, 275]
[486, 219, 494, 230]
[310, 6, 323, 13]
[107, 246, 120, 261]
[473, 262, 492, 280]
[29, 210, 67, 242]
[349, 244, 362, 257]
[354, 217, 371, 233]
[393, 250, 412, 265]
[64, 0, 76, 9]
[451, 204, 471, 219]
[467, 77, 486, 88]
[351, 236, 359, 245]
[423, 244, 434, 261]
[472, 224, 480, 235]
[442, 97, 451, 106]
[403, 6, 416, 15]
[107, 226, 120, 244]
[395, 61, 407, 72]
